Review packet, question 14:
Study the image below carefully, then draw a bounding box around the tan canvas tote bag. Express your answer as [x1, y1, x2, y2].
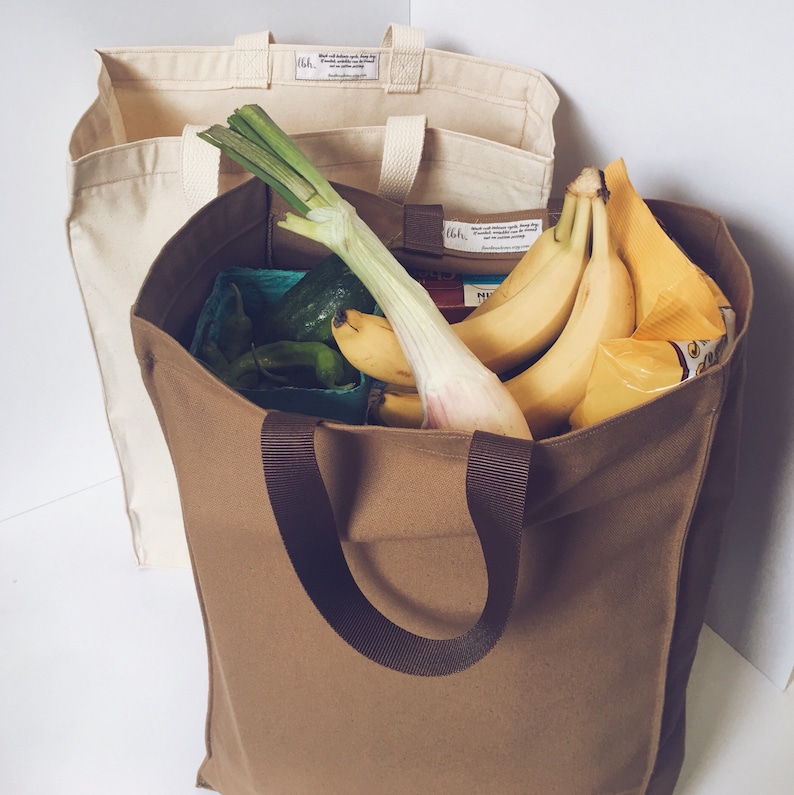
[131, 177, 752, 794]
[66, 24, 559, 568]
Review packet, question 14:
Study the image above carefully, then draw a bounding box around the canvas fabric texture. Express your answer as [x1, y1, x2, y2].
[65, 24, 559, 567]
[130, 178, 752, 794]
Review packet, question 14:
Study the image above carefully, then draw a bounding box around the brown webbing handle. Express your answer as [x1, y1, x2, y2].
[403, 204, 444, 256]
[260, 412, 532, 677]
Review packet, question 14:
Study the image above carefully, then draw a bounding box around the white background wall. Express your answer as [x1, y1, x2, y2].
[1, 0, 790, 721]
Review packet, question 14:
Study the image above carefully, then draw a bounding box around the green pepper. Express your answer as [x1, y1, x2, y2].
[227, 340, 356, 390]
[199, 332, 258, 389]
[235, 371, 260, 389]
[199, 337, 229, 374]
[197, 334, 240, 385]
[217, 282, 253, 362]
[249, 346, 293, 387]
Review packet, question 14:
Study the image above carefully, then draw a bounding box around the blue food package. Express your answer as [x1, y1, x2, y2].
[189, 267, 372, 425]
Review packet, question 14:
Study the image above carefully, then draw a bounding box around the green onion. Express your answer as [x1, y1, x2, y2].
[198, 105, 532, 440]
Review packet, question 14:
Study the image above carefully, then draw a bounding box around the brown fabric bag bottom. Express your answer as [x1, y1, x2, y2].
[132, 180, 752, 795]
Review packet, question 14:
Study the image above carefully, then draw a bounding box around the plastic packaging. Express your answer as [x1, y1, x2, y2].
[189, 268, 372, 425]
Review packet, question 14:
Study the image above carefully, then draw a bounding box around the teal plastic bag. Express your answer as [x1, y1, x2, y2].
[190, 267, 371, 425]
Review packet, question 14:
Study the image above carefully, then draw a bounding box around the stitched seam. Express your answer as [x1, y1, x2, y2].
[107, 77, 534, 109]
[641, 367, 728, 792]
[72, 169, 179, 191]
[415, 152, 553, 172]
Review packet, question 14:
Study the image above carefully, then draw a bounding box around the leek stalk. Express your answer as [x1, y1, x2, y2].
[199, 105, 532, 440]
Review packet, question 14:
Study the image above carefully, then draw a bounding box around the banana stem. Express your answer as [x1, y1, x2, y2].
[590, 172, 614, 261]
[591, 195, 610, 261]
[567, 193, 594, 258]
[554, 191, 577, 243]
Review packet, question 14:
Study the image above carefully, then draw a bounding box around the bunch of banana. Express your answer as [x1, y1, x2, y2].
[466, 170, 579, 317]
[371, 173, 637, 439]
[332, 167, 604, 386]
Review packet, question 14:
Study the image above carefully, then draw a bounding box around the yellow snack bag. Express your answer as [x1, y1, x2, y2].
[604, 157, 725, 339]
[569, 158, 735, 430]
[569, 310, 736, 428]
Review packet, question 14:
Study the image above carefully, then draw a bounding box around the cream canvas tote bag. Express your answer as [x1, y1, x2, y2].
[66, 24, 559, 568]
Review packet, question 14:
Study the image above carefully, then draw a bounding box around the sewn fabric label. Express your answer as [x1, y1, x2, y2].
[295, 51, 379, 81]
[442, 219, 542, 254]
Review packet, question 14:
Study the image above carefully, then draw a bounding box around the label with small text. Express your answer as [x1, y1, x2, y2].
[442, 219, 542, 254]
[295, 51, 379, 81]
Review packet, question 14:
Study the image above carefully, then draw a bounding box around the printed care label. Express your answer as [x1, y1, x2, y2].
[442, 218, 543, 254]
[295, 51, 379, 81]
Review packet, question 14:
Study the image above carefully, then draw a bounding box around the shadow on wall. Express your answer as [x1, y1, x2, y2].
[703, 222, 794, 686]
[545, 86, 602, 196]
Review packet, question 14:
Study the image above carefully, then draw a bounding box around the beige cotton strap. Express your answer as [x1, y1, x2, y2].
[181, 124, 221, 214]
[377, 115, 428, 203]
[234, 31, 275, 89]
[381, 24, 424, 93]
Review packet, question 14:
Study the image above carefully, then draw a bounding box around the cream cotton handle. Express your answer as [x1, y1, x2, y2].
[377, 115, 428, 204]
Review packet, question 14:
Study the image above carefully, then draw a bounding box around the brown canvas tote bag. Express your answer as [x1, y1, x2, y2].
[131, 178, 752, 795]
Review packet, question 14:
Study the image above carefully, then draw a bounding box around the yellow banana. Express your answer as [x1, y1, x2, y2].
[468, 167, 597, 318]
[375, 187, 636, 439]
[506, 188, 636, 438]
[372, 388, 425, 428]
[330, 309, 417, 386]
[333, 191, 595, 385]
